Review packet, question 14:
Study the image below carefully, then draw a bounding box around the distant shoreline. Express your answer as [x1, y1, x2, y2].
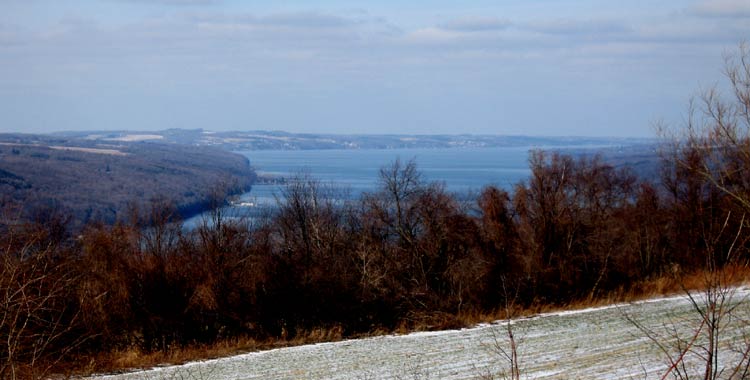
[50, 129, 658, 152]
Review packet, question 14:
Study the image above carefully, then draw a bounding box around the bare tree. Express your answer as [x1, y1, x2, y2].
[0, 228, 85, 379]
[660, 42, 750, 218]
[627, 230, 750, 380]
[513, 151, 637, 302]
[478, 277, 523, 380]
[274, 172, 348, 267]
[632, 43, 750, 380]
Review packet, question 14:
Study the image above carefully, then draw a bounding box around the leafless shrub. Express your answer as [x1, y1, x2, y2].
[480, 278, 523, 380]
[0, 227, 87, 379]
[631, 43, 750, 380]
[393, 355, 431, 380]
[627, 264, 750, 379]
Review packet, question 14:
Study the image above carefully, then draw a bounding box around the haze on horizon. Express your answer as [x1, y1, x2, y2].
[1, 0, 749, 138]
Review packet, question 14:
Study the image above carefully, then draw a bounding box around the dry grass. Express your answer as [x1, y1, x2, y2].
[451, 265, 750, 329]
[77, 327, 348, 377]
[72, 266, 750, 377]
[75, 336, 266, 376]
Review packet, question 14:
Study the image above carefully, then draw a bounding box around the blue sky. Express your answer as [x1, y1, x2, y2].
[1, 0, 749, 137]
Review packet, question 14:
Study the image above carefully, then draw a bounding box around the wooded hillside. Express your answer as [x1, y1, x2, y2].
[0, 134, 255, 227]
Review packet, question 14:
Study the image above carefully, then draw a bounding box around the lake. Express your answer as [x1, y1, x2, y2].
[240, 146, 534, 205]
[185, 144, 627, 225]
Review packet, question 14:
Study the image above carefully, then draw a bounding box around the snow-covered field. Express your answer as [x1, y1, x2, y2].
[106, 134, 165, 142]
[91, 287, 750, 380]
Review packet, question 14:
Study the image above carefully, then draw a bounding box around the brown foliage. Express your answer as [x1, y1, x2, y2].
[512, 151, 639, 301]
[0, 223, 85, 379]
[4, 132, 750, 376]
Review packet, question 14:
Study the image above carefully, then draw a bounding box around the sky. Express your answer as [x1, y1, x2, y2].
[1, 0, 749, 137]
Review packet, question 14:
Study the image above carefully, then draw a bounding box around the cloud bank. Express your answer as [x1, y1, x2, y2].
[0, 1, 748, 136]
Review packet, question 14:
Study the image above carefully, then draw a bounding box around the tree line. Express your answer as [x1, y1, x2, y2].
[1, 45, 749, 378]
[2, 143, 748, 377]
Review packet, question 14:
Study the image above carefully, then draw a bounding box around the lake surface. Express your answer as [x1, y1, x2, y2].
[238, 145, 599, 206]
[185, 144, 625, 226]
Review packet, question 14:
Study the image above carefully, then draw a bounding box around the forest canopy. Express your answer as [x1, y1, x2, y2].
[0, 134, 256, 227]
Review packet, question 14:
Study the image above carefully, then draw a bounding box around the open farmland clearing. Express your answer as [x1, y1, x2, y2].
[91, 288, 750, 380]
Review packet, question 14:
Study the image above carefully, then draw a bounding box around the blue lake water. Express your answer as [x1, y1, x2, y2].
[240, 147, 528, 205]
[184, 145, 622, 226]
[236, 145, 621, 206]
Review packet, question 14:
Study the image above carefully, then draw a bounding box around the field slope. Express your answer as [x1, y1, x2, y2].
[91, 287, 750, 380]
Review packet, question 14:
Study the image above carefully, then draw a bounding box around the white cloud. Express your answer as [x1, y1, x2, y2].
[0, 24, 24, 46]
[524, 18, 632, 37]
[403, 27, 462, 44]
[439, 16, 511, 32]
[690, 0, 750, 18]
[191, 11, 377, 31]
[259, 12, 352, 29]
[0, 2, 746, 136]
[116, 0, 222, 5]
[189, 10, 391, 44]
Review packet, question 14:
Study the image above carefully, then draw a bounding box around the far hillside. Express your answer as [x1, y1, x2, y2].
[0, 133, 256, 228]
[63, 129, 662, 181]
[59, 129, 655, 151]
